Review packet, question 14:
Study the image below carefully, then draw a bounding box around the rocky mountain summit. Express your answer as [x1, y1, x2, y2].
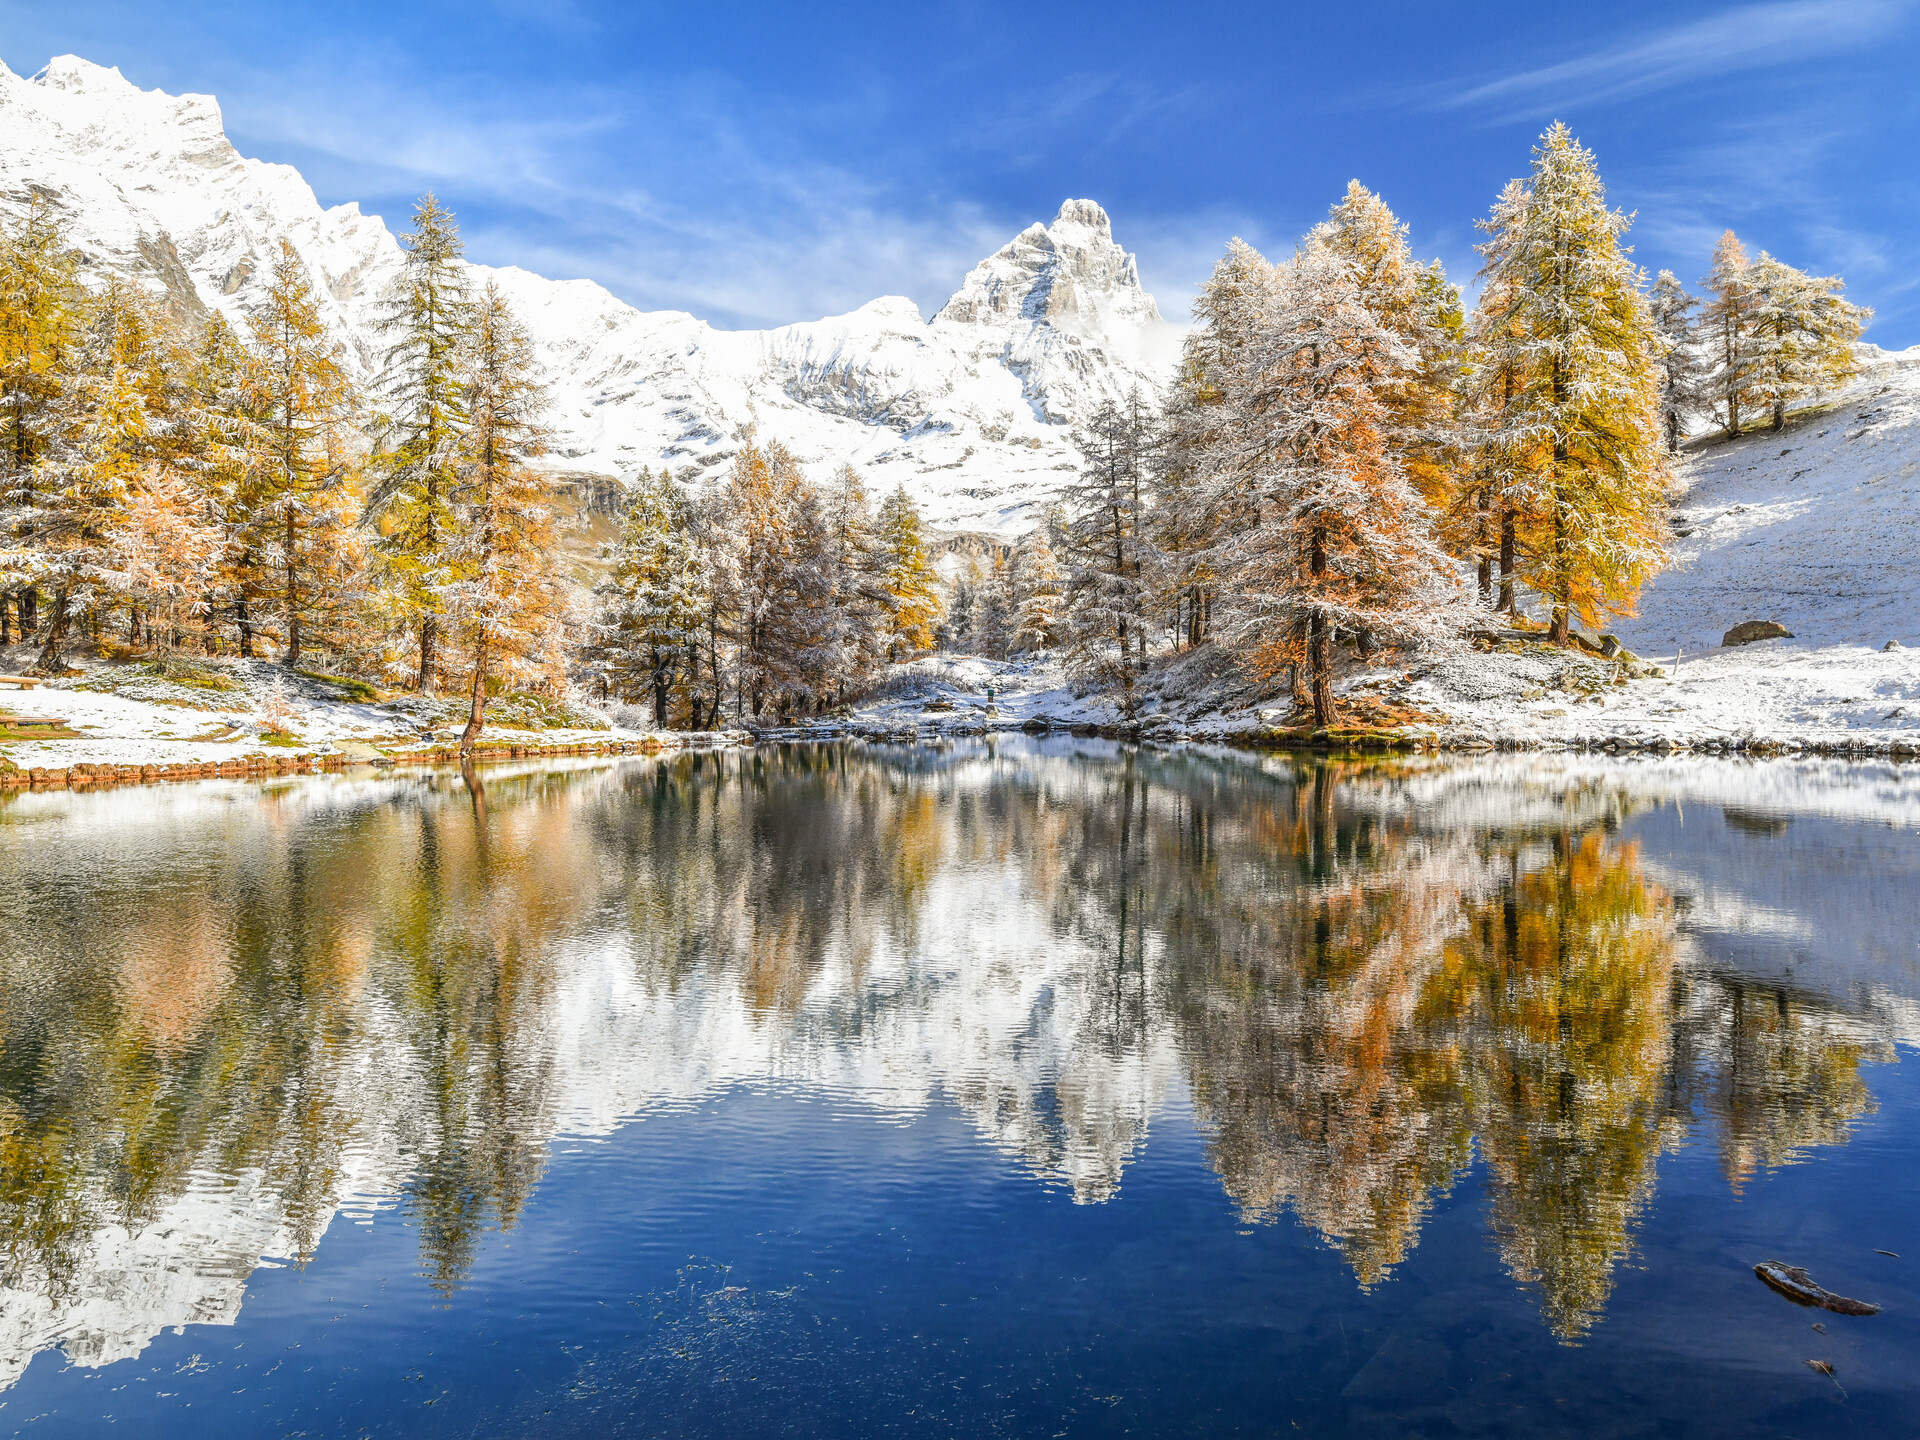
[0, 55, 1178, 533]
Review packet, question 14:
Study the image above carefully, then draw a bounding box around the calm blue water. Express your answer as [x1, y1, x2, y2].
[0, 741, 1915, 1437]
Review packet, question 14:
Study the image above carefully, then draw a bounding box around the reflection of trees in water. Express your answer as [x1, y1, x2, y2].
[1444, 832, 1686, 1337]
[0, 746, 1899, 1350]
[0, 770, 595, 1306]
[1025, 754, 1890, 1338]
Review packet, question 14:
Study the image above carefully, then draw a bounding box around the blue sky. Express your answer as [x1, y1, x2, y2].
[4, 1, 1917, 342]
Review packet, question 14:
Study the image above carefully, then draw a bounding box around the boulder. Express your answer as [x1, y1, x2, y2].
[1723, 620, 1794, 647]
[1885, 639, 1904, 652]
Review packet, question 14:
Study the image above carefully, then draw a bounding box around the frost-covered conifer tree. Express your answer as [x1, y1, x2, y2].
[243, 240, 359, 667]
[1157, 241, 1278, 649]
[1012, 526, 1065, 651]
[945, 574, 976, 653]
[974, 549, 1014, 659]
[1648, 271, 1707, 453]
[0, 198, 85, 645]
[1063, 389, 1158, 712]
[825, 462, 883, 699]
[444, 284, 564, 750]
[594, 467, 707, 724]
[1701, 231, 1760, 438]
[1460, 180, 1538, 611]
[19, 278, 161, 666]
[726, 440, 836, 718]
[1745, 253, 1869, 431]
[1316, 182, 1463, 505]
[369, 194, 472, 692]
[1472, 124, 1668, 644]
[1197, 238, 1453, 726]
[874, 486, 941, 662]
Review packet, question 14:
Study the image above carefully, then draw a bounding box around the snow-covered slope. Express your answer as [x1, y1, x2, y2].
[0, 56, 1179, 534]
[1618, 344, 1920, 656]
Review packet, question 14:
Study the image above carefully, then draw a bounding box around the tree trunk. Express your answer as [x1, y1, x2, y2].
[461, 756, 488, 825]
[1497, 510, 1517, 612]
[237, 591, 254, 657]
[459, 632, 487, 752]
[653, 671, 669, 727]
[1308, 609, 1333, 729]
[417, 616, 436, 695]
[284, 510, 302, 665]
[1772, 399, 1785, 431]
[35, 588, 69, 671]
[1, 592, 11, 646]
[1308, 526, 1332, 727]
[18, 587, 35, 637]
[1476, 556, 1492, 606]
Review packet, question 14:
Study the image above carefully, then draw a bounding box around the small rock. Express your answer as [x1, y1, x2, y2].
[1723, 620, 1794, 647]
[1885, 640, 1904, 652]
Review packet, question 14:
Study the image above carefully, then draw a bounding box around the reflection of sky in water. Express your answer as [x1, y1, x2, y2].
[0, 743, 1915, 1436]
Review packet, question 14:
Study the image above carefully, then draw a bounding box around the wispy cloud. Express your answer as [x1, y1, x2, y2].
[1448, 0, 1911, 112]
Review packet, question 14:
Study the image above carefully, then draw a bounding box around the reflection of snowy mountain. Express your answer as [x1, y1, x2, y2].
[0, 746, 1909, 1384]
[0, 57, 1178, 534]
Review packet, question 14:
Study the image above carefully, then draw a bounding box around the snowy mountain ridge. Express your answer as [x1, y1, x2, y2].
[0, 55, 1180, 534]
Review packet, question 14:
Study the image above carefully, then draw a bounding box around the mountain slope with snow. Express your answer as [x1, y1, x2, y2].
[0, 56, 1178, 533]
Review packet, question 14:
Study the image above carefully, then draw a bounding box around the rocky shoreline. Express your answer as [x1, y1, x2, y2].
[748, 713, 1920, 759]
[5, 712, 1915, 796]
[0, 729, 752, 792]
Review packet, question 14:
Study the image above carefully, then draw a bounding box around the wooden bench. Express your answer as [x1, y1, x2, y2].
[0, 675, 41, 690]
[0, 716, 64, 730]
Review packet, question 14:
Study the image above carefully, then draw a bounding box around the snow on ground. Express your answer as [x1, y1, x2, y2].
[1343, 350, 1920, 750]
[0, 649, 661, 774]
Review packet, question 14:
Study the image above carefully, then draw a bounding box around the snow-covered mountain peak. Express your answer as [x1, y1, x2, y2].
[936, 197, 1161, 334]
[34, 54, 138, 94]
[0, 59, 1176, 533]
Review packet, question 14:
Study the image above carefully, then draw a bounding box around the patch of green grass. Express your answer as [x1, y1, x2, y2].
[294, 668, 380, 702]
[488, 691, 610, 731]
[261, 731, 305, 748]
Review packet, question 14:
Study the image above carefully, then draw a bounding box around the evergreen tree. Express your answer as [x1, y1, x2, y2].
[0, 197, 85, 644]
[1459, 179, 1536, 611]
[945, 572, 977, 653]
[975, 548, 1014, 659]
[243, 239, 359, 666]
[1648, 271, 1707, 454]
[190, 312, 266, 654]
[1011, 526, 1065, 651]
[824, 462, 884, 697]
[369, 193, 472, 692]
[1472, 124, 1669, 644]
[874, 485, 941, 661]
[686, 483, 736, 729]
[1198, 238, 1453, 726]
[443, 283, 564, 750]
[726, 439, 835, 718]
[1063, 390, 1158, 712]
[593, 467, 707, 724]
[22, 278, 159, 666]
[1701, 231, 1760, 438]
[1316, 182, 1463, 505]
[1158, 240, 1278, 648]
[1745, 252, 1869, 431]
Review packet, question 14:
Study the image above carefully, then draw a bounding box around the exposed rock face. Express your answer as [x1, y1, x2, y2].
[1722, 620, 1795, 646]
[0, 56, 1178, 534]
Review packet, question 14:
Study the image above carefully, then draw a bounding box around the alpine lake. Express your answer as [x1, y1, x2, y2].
[0, 738, 1915, 1438]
